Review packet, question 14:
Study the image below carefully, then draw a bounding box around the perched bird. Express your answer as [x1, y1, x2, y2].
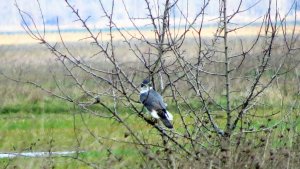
[139, 79, 173, 128]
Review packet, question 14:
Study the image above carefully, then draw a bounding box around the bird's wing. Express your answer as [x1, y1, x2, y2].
[140, 89, 166, 111]
[150, 89, 167, 109]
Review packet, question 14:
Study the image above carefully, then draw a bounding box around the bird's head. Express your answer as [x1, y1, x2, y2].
[140, 79, 152, 93]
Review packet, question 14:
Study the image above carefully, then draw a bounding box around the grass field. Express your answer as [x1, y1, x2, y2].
[0, 32, 300, 168]
[0, 95, 299, 168]
[0, 111, 144, 169]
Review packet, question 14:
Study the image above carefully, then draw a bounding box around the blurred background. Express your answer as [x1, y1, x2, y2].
[1, 0, 299, 33]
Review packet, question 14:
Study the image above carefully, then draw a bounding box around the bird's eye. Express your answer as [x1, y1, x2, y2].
[141, 84, 145, 87]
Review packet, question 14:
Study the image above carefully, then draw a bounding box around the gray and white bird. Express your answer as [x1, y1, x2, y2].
[139, 79, 173, 128]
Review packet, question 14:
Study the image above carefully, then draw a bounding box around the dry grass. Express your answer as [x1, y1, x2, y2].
[1, 25, 299, 45]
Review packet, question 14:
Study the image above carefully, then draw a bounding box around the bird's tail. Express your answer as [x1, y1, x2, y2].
[161, 118, 173, 129]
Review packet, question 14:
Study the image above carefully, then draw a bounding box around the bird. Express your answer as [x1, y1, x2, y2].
[139, 79, 173, 128]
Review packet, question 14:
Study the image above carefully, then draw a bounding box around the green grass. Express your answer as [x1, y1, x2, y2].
[0, 98, 72, 114]
[0, 104, 298, 168]
[0, 111, 145, 168]
[0, 82, 299, 168]
[0, 89, 161, 168]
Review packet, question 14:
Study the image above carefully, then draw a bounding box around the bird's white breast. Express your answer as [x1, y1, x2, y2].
[140, 86, 152, 94]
